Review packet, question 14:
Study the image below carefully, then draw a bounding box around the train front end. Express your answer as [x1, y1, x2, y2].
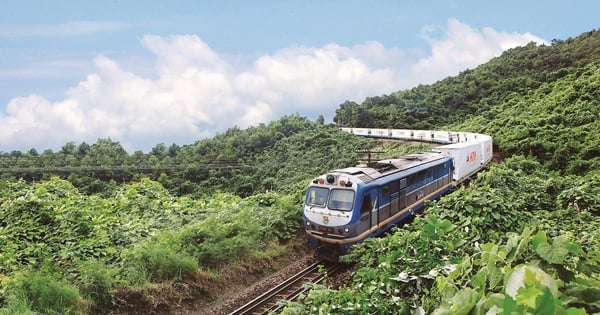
[303, 172, 361, 261]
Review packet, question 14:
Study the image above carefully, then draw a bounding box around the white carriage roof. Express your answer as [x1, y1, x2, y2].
[333, 151, 445, 183]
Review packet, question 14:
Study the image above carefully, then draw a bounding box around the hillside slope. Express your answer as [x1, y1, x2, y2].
[334, 29, 600, 133]
[451, 60, 600, 175]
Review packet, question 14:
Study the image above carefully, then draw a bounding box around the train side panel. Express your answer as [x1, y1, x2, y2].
[480, 136, 493, 165]
[434, 142, 482, 182]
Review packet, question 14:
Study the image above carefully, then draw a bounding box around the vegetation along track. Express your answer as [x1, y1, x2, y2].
[229, 260, 348, 315]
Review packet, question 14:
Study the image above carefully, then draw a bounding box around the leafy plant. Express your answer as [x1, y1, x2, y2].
[1, 269, 85, 315]
[120, 241, 198, 284]
[433, 228, 600, 314]
[74, 259, 121, 311]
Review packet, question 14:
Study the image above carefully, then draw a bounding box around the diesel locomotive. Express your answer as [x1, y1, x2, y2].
[303, 128, 493, 261]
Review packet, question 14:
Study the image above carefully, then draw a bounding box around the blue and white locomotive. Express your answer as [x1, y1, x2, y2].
[303, 128, 493, 261]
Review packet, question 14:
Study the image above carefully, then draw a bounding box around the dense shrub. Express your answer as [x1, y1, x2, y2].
[74, 260, 121, 311]
[120, 241, 198, 284]
[0, 178, 304, 313]
[1, 270, 84, 315]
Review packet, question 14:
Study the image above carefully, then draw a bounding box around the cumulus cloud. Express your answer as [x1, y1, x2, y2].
[0, 19, 546, 152]
[413, 19, 547, 81]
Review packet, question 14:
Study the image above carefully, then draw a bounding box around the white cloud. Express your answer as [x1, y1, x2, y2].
[413, 19, 547, 82]
[0, 20, 546, 152]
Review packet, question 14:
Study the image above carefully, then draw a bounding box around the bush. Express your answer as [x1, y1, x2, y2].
[246, 191, 303, 242]
[557, 172, 600, 214]
[1, 270, 85, 315]
[120, 241, 198, 285]
[74, 259, 121, 312]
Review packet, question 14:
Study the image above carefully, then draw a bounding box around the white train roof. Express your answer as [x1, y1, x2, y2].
[339, 127, 494, 183]
[332, 151, 446, 184]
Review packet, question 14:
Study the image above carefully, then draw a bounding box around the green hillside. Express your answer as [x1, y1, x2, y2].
[452, 60, 600, 175]
[334, 30, 600, 132]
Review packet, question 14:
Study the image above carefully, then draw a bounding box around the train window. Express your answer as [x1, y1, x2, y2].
[382, 184, 389, 195]
[307, 187, 328, 207]
[400, 178, 407, 188]
[329, 189, 355, 211]
[407, 175, 416, 187]
[360, 195, 371, 214]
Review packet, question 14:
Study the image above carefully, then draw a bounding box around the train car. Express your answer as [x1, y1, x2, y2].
[434, 142, 483, 182]
[305, 128, 493, 261]
[303, 151, 454, 261]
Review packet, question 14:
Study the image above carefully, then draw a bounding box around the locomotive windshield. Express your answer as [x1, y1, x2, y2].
[328, 189, 354, 211]
[307, 187, 328, 207]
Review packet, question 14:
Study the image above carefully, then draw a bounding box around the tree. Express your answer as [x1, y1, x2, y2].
[316, 115, 325, 125]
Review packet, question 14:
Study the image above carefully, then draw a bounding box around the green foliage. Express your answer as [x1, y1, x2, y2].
[433, 229, 600, 314]
[74, 259, 121, 312]
[245, 191, 304, 242]
[120, 241, 198, 284]
[1, 269, 84, 315]
[287, 155, 599, 313]
[0, 176, 304, 313]
[556, 171, 600, 214]
[0, 177, 115, 272]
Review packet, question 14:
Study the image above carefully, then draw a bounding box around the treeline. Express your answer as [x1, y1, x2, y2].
[0, 114, 373, 197]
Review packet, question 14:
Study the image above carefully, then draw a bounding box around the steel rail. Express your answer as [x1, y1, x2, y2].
[228, 260, 345, 315]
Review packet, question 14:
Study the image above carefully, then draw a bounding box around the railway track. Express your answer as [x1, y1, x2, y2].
[229, 260, 347, 315]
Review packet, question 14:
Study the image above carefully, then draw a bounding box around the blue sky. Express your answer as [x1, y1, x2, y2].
[0, 0, 598, 152]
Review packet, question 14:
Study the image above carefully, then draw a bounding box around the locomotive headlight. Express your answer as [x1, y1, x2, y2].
[344, 227, 350, 233]
[339, 179, 353, 187]
[326, 174, 335, 184]
[305, 221, 312, 229]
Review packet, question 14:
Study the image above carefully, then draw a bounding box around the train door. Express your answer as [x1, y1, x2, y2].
[398, 188, 407, 209]
[389, 180, 401, 215]
[359, 188, 379, 228]
[391, 192, 399, 214]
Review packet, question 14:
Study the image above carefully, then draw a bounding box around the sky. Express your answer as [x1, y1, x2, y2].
[0, 1, 598, 153]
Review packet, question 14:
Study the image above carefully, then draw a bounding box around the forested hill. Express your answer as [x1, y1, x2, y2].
[334, 29, 599, 131]
[333, 28, 600, 175]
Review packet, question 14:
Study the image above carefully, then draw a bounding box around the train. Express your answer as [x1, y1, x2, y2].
[303, 128, 493, 261]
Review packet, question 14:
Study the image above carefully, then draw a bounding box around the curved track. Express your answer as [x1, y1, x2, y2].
[228, 260, 347, 315]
